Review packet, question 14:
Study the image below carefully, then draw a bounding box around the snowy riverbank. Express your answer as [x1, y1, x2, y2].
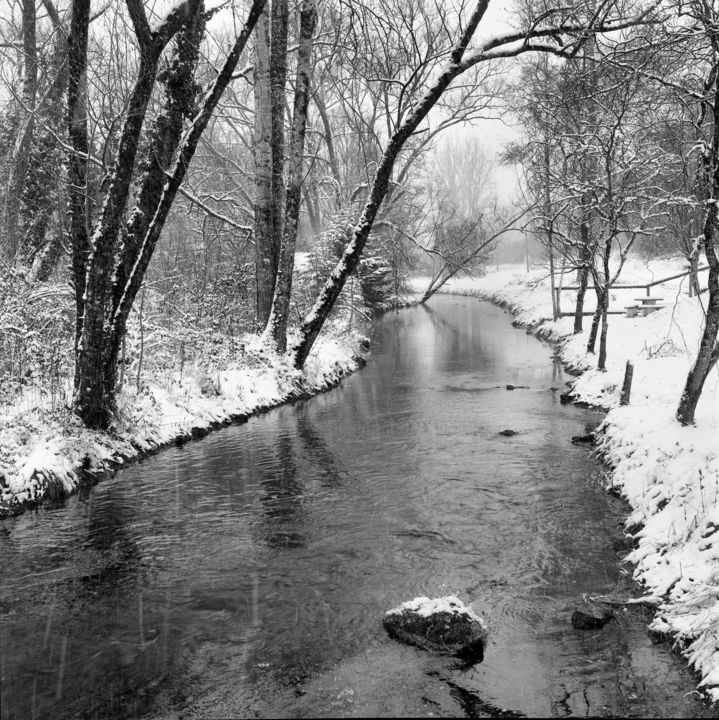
[411, 263, 719, 702]
[0, 329, 367, 517]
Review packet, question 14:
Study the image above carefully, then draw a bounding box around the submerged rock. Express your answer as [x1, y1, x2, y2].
[498, 429, 519, 437]
[571, 602, 614, 630]
[383, 595, 487, 663]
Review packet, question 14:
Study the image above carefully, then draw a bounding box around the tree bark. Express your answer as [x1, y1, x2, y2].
[264, 0, 317, 352]
[270, 0, 288, 243]
[3, 0, 38, 262]
[597, 288, 609, 370]
[543, 140, 558, 320]
[573, 237, 592, 334]
[677, 173, 719, 422]
[67, 0, 91, 347]
[75, 0, 202, 428]
[314, 91, 342, 208]
[104, 7, 206, 401]
[252, 9, 275, 325]
[587, 284, 603, 353]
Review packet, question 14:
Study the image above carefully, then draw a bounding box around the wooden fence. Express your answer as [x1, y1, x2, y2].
[554, 265, 709, 318]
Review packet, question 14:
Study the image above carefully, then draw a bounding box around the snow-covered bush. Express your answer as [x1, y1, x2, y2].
[0, 276, 73, 408]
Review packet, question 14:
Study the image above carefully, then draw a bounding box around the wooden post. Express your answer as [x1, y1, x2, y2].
[620, 361, 634, 406]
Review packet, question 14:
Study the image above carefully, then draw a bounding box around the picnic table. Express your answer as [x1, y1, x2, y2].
[625, 297, 665, 317]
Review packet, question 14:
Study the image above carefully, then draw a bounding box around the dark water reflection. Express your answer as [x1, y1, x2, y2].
[0, 297, 711, 718]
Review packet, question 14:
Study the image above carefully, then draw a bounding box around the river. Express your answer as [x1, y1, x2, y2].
[0, 296, 711, 718]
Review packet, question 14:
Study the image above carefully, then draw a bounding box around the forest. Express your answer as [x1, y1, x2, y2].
[4, 0, 698, 433]
[5, 0, 719, 716]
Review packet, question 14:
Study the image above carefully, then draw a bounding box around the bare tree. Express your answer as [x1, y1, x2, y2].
[291, 0, 657, 369]
[68, 0, 266, 428]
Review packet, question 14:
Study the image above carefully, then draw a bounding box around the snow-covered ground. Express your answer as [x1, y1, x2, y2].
[0, 328, 366, 515]
[411, 261, 719, 701]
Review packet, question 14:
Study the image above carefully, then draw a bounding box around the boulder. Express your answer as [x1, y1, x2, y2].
[383, 595, 487, 663]
[571, 602, 614, 630]
[498, 429, 518, 437]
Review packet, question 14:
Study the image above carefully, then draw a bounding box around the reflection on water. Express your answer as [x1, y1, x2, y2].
[0, 297, 710, 719]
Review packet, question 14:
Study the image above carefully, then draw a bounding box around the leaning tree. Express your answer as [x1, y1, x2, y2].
[288, 0, 660, 369]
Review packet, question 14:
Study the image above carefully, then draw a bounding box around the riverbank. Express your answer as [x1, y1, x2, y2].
[0, 327, 368, 518]
[411, 263, 719, 702]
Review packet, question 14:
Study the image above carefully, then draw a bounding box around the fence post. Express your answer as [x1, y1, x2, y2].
[620, 361, 634, 406]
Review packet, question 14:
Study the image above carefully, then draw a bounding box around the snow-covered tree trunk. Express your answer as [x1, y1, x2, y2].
[26, 8, 69, 281]
[573, 236, 592, 334]
[70, 0, 265, 429]
[264, 0, 317, 352]
[252, 9, 275, 325]
[597, 286, 610, 370]
[104, 7, 207, 400]
[74, 0, 202, 428]
[544, 141, 559, 321]
[587, 284, 603, 353]
[3, 0, 38, 262]
[67, 0, 91, 344]
[677, 141, 719, 423]
[269, 0, 288, 244]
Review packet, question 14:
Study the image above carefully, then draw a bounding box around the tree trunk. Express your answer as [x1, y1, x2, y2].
[252, 9, 275, 325]
[314, 92, 342, 208]
[544, 141, 558, 320]
[67, 0, 91, 347]
[103, 0, 265, 411]
[105, 8, 206, 400]
[74, 0, 205, 428]
[597, 289, 609, 370]
[75, 47, 177, 427]
[677, 183, 719, 421]
[573, 237, 591, 334]
[270, 0, 288, 244]
[25, 21, 69, 276]
[689, 250, 701, 296]
[586, 285, 603, 354]
[677, 66, 719, 425]
[4, 0, 38, 262]
[264, 0, 317, 352]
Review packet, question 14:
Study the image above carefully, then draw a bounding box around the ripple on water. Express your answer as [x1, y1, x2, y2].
[0, 297, 712, 719]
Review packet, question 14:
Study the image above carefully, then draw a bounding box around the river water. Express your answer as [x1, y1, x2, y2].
[0, 297, 712, 719]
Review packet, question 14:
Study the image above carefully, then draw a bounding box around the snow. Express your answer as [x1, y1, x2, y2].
[387, 595, 486, 627]
[410, 261, 719, 702]
[0, 328, 366, 511]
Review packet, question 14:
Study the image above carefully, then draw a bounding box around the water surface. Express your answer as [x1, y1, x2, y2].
[0, 297, 710, 718]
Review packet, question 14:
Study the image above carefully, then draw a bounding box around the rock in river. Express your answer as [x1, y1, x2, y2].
[498, 429, 519, 437]
[571, 601, 614, 630]
[383, 595, 487, 663]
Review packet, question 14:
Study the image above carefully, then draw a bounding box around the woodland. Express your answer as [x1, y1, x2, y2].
[1, 0, 719, 431]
